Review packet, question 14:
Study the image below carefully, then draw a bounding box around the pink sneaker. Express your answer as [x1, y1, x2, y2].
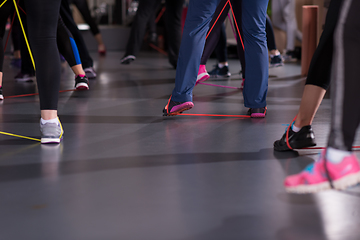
[196, 65, 210, 85]
[284, 150, 360, 193]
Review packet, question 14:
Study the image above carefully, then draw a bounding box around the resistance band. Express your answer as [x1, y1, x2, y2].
[0, 130, 40, 142]
[180, 113, 250, 118]
[0, 0, 7, 8]
[4, 88, 77, 99]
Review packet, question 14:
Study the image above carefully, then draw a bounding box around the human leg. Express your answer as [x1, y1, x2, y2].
[164, 0, 221, 115]
[284, 0, 360, 193]
[274, 0, 343, 151]
[240, 0, 269, 111]
[164, 0, 184, 69]
[25, 0, 64, 143]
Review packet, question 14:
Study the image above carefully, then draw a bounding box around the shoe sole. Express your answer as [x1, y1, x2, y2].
[76, 83, 89, 90]
[273, 139, 316, 152]
[251, 113, 266, 118]
[41, 137, 61, 144]
[285, 171, 360, 194]
[196, 73, 210, 84]
[163, 102, 194, 116]
[15, 77, 34, 82]
[209, 74, 231, 79]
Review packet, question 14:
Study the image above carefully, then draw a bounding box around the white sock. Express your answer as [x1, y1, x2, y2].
[41, 117, 59, 125]
[291, 125, 301, 132]
[218, 63, 228, 68]
[326, 147, 352, 164]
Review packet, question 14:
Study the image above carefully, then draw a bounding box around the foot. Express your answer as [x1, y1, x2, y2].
[75, 75, 89, 90]
[208, 64, 231, 78]
[269, 54, 284, 68]
[98, 44, 106, 56]
[282, 50, 297, 63]
[121, 55, 136, 65]
[14, 72, 35, 82]
[0, 86, 3, 100]
[248, 107, 267, 118]
[196, 64, 210, 84]
[40, 118, 64, 144]
[284, 150, 360, 193]
[274, 125, 316, 151]
[84, 67, 97, 79]
[163, 97, 194, 116]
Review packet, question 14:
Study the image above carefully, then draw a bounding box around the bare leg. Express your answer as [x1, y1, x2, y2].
[13, 50, 21, 59]
[0, 72, 3, 86]
[71, 64, 85, 76]
[293, 84, 326, 128]
[41, 110, 58, 120]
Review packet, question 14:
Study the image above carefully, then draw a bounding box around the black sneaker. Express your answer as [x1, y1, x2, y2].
[208, 64, 231, 78]
[15, 72, 35, 82]
[247, 107, 267, 118]
[0, 86, 3, 100]
[269, 54, 284, 68]
[163, 97, 194, 116]
[283, 50, 297, 62]
[75, 75, 89, 90]
[121, 55, 136, 64]
[274, 125, 316, 151]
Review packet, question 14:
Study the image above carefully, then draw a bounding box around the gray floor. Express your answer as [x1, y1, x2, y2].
[1, 51, 360, 240]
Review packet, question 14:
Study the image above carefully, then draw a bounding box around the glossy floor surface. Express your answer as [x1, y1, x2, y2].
[1, 51, 360, 240]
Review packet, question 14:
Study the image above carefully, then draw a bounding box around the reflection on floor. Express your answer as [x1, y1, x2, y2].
[0, 52, 360, 240]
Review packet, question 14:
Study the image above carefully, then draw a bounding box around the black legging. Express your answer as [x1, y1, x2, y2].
[60, 0, 93, 69]
[200, 23, 228, 65]
[305, 0, 342, 90]
[266, 15, 277, 51]
[57, 16, 82, 67]
[69, 0, 100, 36]
[24, 0, 62, 110]
[0, 1, 14, 72]
[199, 0, 246, 78]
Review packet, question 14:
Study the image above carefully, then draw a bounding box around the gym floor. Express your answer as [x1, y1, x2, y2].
[1, 51, 360, 240]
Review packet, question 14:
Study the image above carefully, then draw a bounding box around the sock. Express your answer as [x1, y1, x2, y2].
[326, 147, 352, 164]
[218, 63, 228, 68]
[77, 74, 85, 78]
[291, 125, 301, 132]
[41, 117, 59, 125]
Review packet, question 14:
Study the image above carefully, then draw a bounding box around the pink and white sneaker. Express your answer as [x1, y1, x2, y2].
[285, 150, 360, 193]
[196, 65, 210, 85]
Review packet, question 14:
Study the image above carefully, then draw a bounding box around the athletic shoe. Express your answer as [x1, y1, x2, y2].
[269, 54, 284, 68]
[247, 107, 267, 118]
[10, 58, 21, 68]
[14, 72, 35, 82]
[84, 67, 97, 79]
[274, 125, 316, 151]
[0, 86, 3, 100]
[163, 97, 194, 116]
[196, 64, 210, 84]
[75, 75, 89, 90]
[121, 55, 136, 64]
[40, 119, 64, 144]
[284, 150, 360, 193]
[208, 64, 231, 78]
[283, 50, 297, 62]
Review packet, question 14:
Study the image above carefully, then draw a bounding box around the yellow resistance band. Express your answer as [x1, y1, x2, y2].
[12, 0, 36, 71]
[0, 0, 8, 8]
[0, 131, 41, 142]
